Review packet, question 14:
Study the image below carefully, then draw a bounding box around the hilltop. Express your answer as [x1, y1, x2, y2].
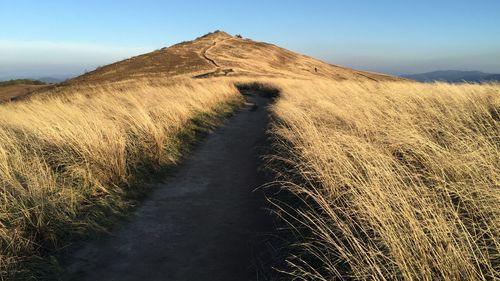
[68, 31, 401, 85]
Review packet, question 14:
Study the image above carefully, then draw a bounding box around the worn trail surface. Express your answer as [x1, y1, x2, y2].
[65, 91, 277, 281]
[202, 41, 221, 67]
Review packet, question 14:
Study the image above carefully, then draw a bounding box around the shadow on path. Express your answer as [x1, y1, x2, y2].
[64, 87, 280, 281]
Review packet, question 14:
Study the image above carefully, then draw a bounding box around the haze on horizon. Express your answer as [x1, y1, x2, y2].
[1, 0, 499, 79]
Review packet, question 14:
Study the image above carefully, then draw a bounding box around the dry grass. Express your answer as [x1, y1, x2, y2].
[267, 80, 500, 280]
[1, 72, 498, 280]
[210, 38, 401, 82]
[69, 31, 403, 86]
[0, 78, 242, 278]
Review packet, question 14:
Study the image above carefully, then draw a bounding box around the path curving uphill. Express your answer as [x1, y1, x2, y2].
[201, 40, 221, 68]
[64, 89, 278, 281]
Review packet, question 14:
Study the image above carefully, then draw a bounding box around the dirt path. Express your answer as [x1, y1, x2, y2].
[64, 90, 277, 281]
[201, 41, 221, 68]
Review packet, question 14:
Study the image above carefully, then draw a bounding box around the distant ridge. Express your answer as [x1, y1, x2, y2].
[37, 76, 70, 84]
[0, 75, 74, 84]
[0, 79, 46, 87]
[401, 70, 500, 83]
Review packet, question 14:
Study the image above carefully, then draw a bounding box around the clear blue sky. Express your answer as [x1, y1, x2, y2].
[1, 0, 500, 78]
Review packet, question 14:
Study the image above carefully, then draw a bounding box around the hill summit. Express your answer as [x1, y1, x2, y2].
[71, 31, 400, 84]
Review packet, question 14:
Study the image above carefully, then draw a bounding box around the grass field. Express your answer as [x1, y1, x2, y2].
[0, 78, 242, 278]
[1, 76, 499, 280]
[267, 80, 500, 280]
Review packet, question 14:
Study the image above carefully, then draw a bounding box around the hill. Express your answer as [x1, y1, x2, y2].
[2, 31, 403, 102]
[402, 70, 500, 83]
[0, 79, 48, 102]
[68, 31, 401, 85]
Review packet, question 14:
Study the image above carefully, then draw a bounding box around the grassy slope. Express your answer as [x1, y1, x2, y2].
[266, 79, 500, 280]
[0, 80, 48, 102]
[0, 85, 47, 102]
[2, 75, 499, 280]
[0, 78, 242, 279]
[66, 31, 403, 85]
[0, 30, 403, 278]
[3, 31, 497, 280]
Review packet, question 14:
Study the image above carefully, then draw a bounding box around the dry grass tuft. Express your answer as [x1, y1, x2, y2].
[267, 80, 500, 280]
[0, 78, 242, 278]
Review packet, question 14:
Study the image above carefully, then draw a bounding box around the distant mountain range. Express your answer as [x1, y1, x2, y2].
[0, 75, 75, 84]
[37, 77, 66, 84]
[402, 70, 500, 83]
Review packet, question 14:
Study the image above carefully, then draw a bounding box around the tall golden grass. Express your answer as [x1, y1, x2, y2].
[268, 80, 500, 280]
[1, 75, 499, 280]
[0, 78, 242, 278]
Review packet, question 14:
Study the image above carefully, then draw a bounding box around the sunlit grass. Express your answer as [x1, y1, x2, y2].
[267, 80, 500, 280]
[0, 78, 242, 278]
[1, 76, 498, 280]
